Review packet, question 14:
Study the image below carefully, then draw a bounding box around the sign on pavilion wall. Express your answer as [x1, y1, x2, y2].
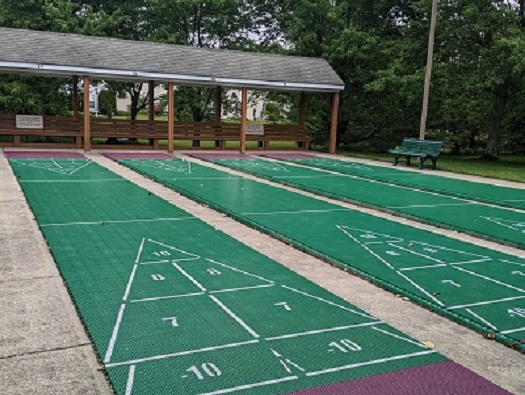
[16, 115, 44, 129]
[246, 124, 264, 136]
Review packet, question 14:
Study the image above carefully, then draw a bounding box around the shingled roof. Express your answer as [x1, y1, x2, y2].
[0, 28, 344, 93]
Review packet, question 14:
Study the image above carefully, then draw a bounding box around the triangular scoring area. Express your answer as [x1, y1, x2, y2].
[176, 258, 274, 293]
[136, 159, 193, 174]
[337, 225, 490, 270]
[15, 159, 92, 176]
[481, 216, 525, 233]
[136, 239, 200, 265]
[226, 158, 290, 173]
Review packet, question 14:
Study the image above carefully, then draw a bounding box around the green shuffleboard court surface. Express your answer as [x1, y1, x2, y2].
[9, 157, 463, 395]
[285, 156, 525, 211]
[117, 157, 525, 352]
[205, 157, 525, 249]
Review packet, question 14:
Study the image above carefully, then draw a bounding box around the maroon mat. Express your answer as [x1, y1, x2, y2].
[259, 153, 317, 159]
[188, 153, 252, 159]
[103, 152, 174, 159]
[4, 151, 85, 159]
[285, 361, 512, 395]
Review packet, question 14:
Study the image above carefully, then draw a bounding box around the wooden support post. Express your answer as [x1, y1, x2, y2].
[167, 82, 174, 153]
[148, 80, 155, 147]
[215, 86, 222, 149]
[72, 76, 79, 116]
[298, 92, 306, 148]
[329, 92, 340, 155]
[240, 87, 248, 154]
[148, 80, 155, 121]
[83, 75, 91, 152]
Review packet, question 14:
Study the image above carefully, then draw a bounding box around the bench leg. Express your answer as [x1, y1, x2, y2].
[75, 136, 82, 149]
[431, 157, 437, 170]
[14, 135, 21, 147]
[418, 157, 425, 169]
[220, 141, 226, 150]
[264, 141, 270, 150]
[304, 141, 309, 151]
[393, 154, 399, 166]
[406, 156, 411, 167]
[153, 139, 159, 150]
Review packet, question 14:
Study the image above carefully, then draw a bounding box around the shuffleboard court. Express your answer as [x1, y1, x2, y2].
[260, 153, 525, 210]
[196, 156, 525, 250]
[6, 153, 511, 394]
[115, 157, 525, 352]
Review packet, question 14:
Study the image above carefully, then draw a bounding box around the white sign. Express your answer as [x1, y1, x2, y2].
[246, 124, 264, 136]
[16, 115, 43, 129]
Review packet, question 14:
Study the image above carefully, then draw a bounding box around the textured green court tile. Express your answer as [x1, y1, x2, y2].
[10, 158, 448, 395]
[118, 158, 525, 351]
[209, 158, 525, 249]
[290, 157, 525, 210]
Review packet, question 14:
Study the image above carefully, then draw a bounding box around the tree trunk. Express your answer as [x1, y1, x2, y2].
[483, 101, 504, 160]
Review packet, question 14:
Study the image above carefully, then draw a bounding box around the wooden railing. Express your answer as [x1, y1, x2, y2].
[0, 114, 310, 150]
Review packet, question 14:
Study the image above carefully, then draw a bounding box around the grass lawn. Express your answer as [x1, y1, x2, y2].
[343, 151, 525, 184]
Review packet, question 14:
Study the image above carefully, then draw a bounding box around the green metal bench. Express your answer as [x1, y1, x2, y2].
[388, 138, 443, 169]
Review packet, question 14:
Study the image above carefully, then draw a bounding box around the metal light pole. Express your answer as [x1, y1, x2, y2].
[419, 0, 438, 140]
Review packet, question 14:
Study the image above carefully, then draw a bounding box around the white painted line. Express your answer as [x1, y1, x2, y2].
[504, 199, 525, 202]
[371, 327, 427, 348]
[305, 350, 436, 377]
[209, 295, 260, 338]
[206, 259, 274, 283]
[449, 295, 525, 309]
[172, 262, 206, 291]
[52, 159, 62, 169]
[387, 244, 444, 265]
[501, 326, 525, 334]
[273, 175, 337, 179]
[453, 266, 525, 294]
[210, 284, 275, 294]
[40, 217, 196, 227]
[69, 160, 93, 175]
[465, 308, 497, 330]
[282, 285, 376, 319]
[146, 239, 200, 261]
[387, 203, 475, 209]
[399, 264, 447, 272]
[139, 259, 170, 265]
[450, 258, 493, 265]
[19, 179, 125, 183]
[123, 265, 138, 301]
[131, 292, 205, 303]
[195, 376, 298, 395]
[265, 321, 382, 341]
[175, 177, 243, 181]
[124, 365, 136, 395]
[242, 208, 350, 216]
[104, 304, 126, 363]
[499, 259, 525, 268]
[396, 271, 445, 306]
[135, 238, 146, 264]
[105, 340, 259, 368]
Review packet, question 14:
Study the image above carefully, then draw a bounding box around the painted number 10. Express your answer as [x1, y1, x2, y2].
[329, 339, 362, 353]
[153, 251, 171, 257]
[185, 363, 222, 380]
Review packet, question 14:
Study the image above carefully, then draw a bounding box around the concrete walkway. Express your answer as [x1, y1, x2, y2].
[0, 153, 111, 395]
[1, 149, 524, 395]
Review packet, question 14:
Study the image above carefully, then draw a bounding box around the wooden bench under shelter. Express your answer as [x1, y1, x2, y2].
[0, 27, 344, 154]
[0, 114, 83, 148]
[388, 138, 443, 169]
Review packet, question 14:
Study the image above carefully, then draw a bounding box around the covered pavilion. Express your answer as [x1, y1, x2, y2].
[0, 27, 344, 154]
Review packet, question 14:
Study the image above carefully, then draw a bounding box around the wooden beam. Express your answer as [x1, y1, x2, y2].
[83, 75, 91, 152]
[240, 87, 248, 154]
[167, 82, 174, 153]
[148, 80, 155, 121]
[329, 92, 340, 155]
[72, 76, 79, 116]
